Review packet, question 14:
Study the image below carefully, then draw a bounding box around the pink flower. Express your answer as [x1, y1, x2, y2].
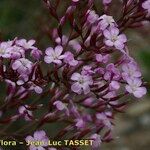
[10, 46, 25, 59]
[71, 73, 93, 94]
[98, 15, 115, 30]
[142, 0, 150, 15]
[81, 66, 95, 75]
[44, 46, 65, 65]
[86, 10, 99, 24]
[30, 49, 43, 60]
[53, 101, 66, 111]
[122, 62, 141, 80]
[104, 27, 127, 50]
[125, 78, 147, 98]
[26, 130, 48, 150]
[0, 42, 11, 58]
[109, 81, 120, 90]
[64, 51, 78, 66]
[96, 54, 110, 63]
[18, 105, 33, 121]
[104, 63, 121, 81]
[16, 39, 36, 50]
[12, 58, 33, 75]
[29, 82, 43, 94]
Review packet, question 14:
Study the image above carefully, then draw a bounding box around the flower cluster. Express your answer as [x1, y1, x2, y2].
[0, 38, 43, 96]
[0, 0, 149, 150]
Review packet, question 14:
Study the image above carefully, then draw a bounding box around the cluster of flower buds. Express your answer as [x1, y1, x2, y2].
[0, 0, 149, 150]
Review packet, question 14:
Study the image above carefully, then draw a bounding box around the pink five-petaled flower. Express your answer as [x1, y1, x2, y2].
[142, 0, 150, 15]
[25, 130, 48, 150]
[16, 39, 36, 50]
[12, 58, 33, 75]
[71, 72, 93, 94]
[122, 62, 141, 80]
[125, 78, 147, 98]
[98, 14, 115, 30]
[104, 27, 127, 51]
[44, 46, 65, 65]
[18, 105, 33, 121]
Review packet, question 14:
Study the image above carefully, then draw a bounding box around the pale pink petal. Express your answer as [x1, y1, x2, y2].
[118, 34, 127, 43]
[28, 40, 36, 45]
[55, 46, 63, 56]
[45, 47, 53, 55]
[114, 41, 124, 49]
[71, 82, 82, 94]
[110, 27, 119, 36]
[25, 136, 34, 142]
[12, 61, 21, 70]
[34, 130, 46, 140]
[125, 85, 133, 93]
[103, 30, 111, 39]
[83, 85, 90, 94]
[110, 81, 120, 90]
[133, 87, 147, 98]
[105, 40, 114, 47]
[53, 59, 62, 64]
[44, 56, 53, 64]
[34, 86, 43, 94]
[58, 55, 65, 59]
[71, 73, 81, 81]
[133, 78, 142, 86]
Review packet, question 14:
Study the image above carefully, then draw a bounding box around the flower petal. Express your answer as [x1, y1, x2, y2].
[71, 82, 82, 94]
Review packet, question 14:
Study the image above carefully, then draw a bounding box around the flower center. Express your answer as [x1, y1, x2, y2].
[0, 49, 6, 55]
[111, 35, 118, 42]
[79, 77, 84, 85]
[106, 17, 113, 24]
[21, 60, 28, 67]
[52, 53, 59, 60]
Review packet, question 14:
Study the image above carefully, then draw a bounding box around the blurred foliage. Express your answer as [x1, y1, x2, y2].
[0, 0, 42, 39]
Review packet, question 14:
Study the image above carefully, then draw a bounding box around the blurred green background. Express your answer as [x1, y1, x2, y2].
[0, 0, 150, 150]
